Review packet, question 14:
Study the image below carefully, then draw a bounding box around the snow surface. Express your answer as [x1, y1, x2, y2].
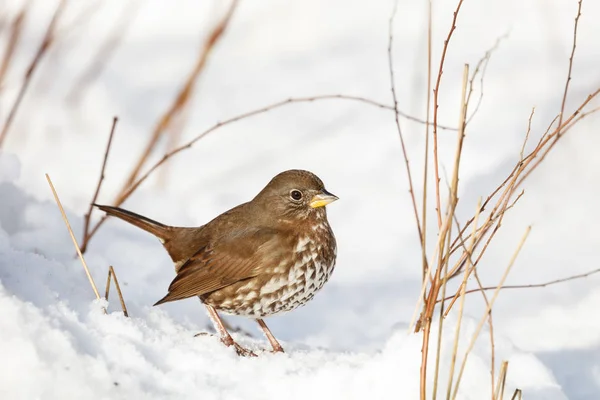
[1, 0, 600, 398]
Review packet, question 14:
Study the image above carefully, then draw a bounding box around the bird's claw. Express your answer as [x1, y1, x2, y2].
[221, 336, 257, 357]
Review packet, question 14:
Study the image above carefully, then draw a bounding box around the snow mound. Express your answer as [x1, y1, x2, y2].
[0, 155, 565, 399]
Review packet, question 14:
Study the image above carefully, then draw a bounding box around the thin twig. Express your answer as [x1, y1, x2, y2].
[465, 33, 508, 125]
[432, 0, 465, 228]
[0, 0, 66, 148]
[442, 267, 600, 301]
[520, 108, 535, 161]
[105, 266, 129, 317]
[82, 93, 440, 248]
[556, 0, 583, 140]
[45, 174, 103, 303]
[446, 197, 481, 400]
[451, 226, 531, 399]
[510, 389, 522, 400]
[452, 213, 497, 399]
[80, 117, 118, 254]
[420, 63, 469, 400]
[515, 88, 600, 188]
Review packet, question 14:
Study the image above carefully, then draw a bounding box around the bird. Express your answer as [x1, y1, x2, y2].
[95, 169, 338, 356]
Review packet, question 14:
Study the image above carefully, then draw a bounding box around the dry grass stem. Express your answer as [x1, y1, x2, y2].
[451, 226, 531, 399]
[0, 0, 66, 148]
[421, 0, 433, 286]
[80, 116, 118, 253]
[510, 389, 522, 400]
[418, 63, 469, 400]
[45, 174, 102, 303]
[432, 258, 448, 400]
[493, 361, 509, 400]
[105, 266, 129, 317]
[445, 197, 482, 400]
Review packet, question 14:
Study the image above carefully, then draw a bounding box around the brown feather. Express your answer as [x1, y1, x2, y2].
[154, 226, 288, 304]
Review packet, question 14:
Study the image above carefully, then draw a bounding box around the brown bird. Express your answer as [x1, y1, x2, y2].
[95, 169, 338, 356]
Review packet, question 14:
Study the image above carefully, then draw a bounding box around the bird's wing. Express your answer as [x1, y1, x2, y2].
[154, 227, 287, 305]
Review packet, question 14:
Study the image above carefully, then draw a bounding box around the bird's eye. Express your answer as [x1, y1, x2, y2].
[290, 190, 303, 201]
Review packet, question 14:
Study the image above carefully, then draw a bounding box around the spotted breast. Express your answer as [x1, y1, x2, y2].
[203, 217, 337, 318]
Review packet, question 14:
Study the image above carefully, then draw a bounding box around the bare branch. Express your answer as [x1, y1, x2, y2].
[556, 0, 583, 140]
[441, 267, 600, 301]
[80, 117, 119, 254]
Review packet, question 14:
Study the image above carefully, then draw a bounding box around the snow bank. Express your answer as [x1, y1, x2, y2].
[0, 161, 565, 399]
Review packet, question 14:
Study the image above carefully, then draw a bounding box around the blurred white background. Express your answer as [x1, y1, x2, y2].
[1, 0, 599, 398]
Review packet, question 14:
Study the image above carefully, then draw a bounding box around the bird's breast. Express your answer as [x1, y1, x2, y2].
[209, 220, 337, 318]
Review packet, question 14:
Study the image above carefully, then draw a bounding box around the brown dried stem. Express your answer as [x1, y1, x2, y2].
[449, 210, 496, 400]
[431, 0, 465, 229]
[0, 0, 66, 148]
[421, 0, 433, 286]
[451, 226, 531, 399]
[45, 174, 103, 304]
[80, 117, 118, 253]
[556, 0, 583, 140]
[446, 197, 481, 400]
[493, 361, 509, 400]
[510, 389, 523, 400]
[105, 265, 129, 317]
[419, 63, 469, 400]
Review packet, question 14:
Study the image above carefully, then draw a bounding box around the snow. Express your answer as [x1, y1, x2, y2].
[1, 0, 600, 398]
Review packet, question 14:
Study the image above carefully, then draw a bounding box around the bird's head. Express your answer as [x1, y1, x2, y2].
[253, 169, 338, 222]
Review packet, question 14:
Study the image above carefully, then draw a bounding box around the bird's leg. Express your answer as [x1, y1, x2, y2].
[205, 304, 256, 357]
[256, 319, 284, 353]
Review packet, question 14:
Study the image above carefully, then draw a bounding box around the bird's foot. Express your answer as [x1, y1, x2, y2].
[221, 335, 257, 357]
[269, 343, 285, 353]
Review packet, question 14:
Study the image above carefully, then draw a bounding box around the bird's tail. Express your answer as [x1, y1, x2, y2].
[94, 204, 172, 242]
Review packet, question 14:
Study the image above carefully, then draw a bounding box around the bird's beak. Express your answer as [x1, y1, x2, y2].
[309, 189, 339, 208]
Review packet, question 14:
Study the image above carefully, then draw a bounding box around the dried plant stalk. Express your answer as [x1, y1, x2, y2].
[45, 174, 102, 303]
[80, 117, 118, 253]
[493, 361, 508, 400]
[105, 266, 129, 317]
[451, 226, 531, 399]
